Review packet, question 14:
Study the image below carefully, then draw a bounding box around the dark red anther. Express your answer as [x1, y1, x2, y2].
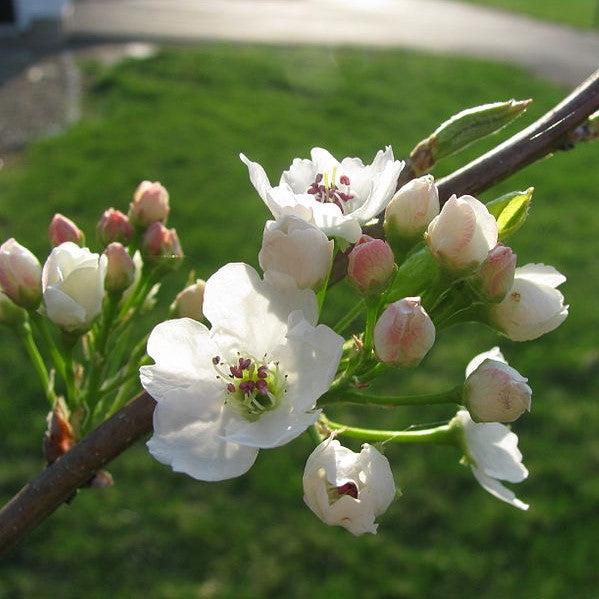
[212, 356, 220, 365]
[257, 366, 268, 379]
[339, 175, 350, 186]
[314, 173, 323, 184]
[226, 383, 236, 393]
[256, 379, 269, 394]
[239, 357, 251, 370]
[336, 482, 359, 499]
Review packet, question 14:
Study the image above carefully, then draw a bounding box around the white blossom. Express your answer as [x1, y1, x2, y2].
[426, 194, 498, 271]
[259, 216, 334, 290]
[240, 147, 404, 243]
[42, 242, 107, 331]
[490, 264, 568, 341]
[455, 409, 529, 510]
[464, 347, 531, 423]
[303, 438, 396, 535]
[141, 263, 344, 481]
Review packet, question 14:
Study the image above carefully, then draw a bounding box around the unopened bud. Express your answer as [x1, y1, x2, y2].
[347, 235, 395, 295]
[475, 244, 517, 302]
[98, 208, 134, 245]
[129, 180, 170, 227]
[426, 195, 498, 273]
[464, 350, 532, 423]
[384, 175, 439, 243]
[172, 279, 206, 321]
[104, 242, 136, 293]
[49, 214, 85, 247]
[142, 222, 183, 266]
[373, 297, 435, 367]
[0, 290, 27, 326]
[43, 398, 75, 465]
[0, 238, 42, 309]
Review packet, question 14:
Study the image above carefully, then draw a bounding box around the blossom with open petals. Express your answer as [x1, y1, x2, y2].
[454, 409, 529, 510]
[141, 263, 344, 481]
[490, 264, 568, 341]
[303, 438, 396, 535]
[240, 147, 404, 243]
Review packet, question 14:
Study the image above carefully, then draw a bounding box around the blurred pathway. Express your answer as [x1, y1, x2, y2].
[65, 0, 599, 87]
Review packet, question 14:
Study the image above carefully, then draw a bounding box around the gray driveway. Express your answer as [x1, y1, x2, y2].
[65, 0, 599, 86]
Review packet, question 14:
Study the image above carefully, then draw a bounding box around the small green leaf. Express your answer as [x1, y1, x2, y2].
[486, 187, 534, 239]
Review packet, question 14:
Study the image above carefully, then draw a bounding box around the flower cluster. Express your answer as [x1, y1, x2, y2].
[1, 124, 568, 534]
[0, 180, 192, 479]
[138, 146, 567, 535]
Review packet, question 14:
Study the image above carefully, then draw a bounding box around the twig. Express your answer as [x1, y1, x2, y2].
[1, 69, 599, 555]
[0, 391, 155, 556]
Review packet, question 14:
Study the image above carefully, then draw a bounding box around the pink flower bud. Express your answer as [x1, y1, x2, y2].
[476, 244, 517, 302]
[373, 297, 435, 367]
[173, 279, 206, 321]
[347, 235, 395, 295]
[0, 238, 42, 309]
[129, 180, 170, 227]
[98, 208, 134, 246]
[464, 350, 532, 423]
[49, 214, 84, 247]
[103, 242, 136, 293]
[142, 222, 183, 263]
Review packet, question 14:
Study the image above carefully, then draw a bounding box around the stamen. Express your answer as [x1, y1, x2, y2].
[336, 482, 359, 499]
[306, 171, 354, 211]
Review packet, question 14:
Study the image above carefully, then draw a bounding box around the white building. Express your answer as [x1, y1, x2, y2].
[1, 0, 71, 32]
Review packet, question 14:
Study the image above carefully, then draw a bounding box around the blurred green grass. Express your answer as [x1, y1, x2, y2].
[1, 45, 598, 598]
[463, 0, 598, 29]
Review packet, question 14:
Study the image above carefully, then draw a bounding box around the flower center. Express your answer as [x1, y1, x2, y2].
[212, 355, 286, 421]
[325, 477, 359, 504]
[307, 167, 354, 211]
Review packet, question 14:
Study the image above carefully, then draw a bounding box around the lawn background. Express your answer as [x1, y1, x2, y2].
[0, 45, 598, 598]
[463, 0, 599, 29]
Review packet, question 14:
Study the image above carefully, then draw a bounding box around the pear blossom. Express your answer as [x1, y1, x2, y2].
[490, 264, 568, 341]
[464, 347, 532, 423]
[475, 244, 517, 302]
[426, 194, 498, 272]
[347, 235, 396, 295]
[42, 242, 107, 332]
[103, 242, 135, 293]
[0, 238, 42, 309]
[140, 263, 344, 481]
[240, 147, 404, 243]
[303, 438, 396, 535]
[454, 409, 529, 510]
[129, 180, 170, 227]
[384, 174, 439, 240]
[259, 216, 334, 290]
[373, 297, 435, 367]
[172, 279, 206, 321]
[49, 214, 84, 247]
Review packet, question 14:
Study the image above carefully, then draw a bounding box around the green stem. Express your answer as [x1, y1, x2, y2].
[321, 416, 457, 445]
[333, 299, 365, 334]
[61, 334, 79, 407]
[321, 384, 464, 407]
[18, 320, 56, 406]
[29, 312, 66, 381]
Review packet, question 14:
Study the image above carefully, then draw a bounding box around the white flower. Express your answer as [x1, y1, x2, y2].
[259, 216, 334, 290]
[454, 409, 529, 510]
[42, 242, 107, 332]
[464, 347, 532, 423]
[384, 174, 439, 239]
[426, 194, 498, 272]
[140, 263, 344, 481]
[490, 263, 568, 341]
[240, 147, 404, 243]
[303, 438, 396, 535]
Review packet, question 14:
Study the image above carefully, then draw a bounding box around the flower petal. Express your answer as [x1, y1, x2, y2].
[516, 263, 566, 289]
[465, 346, 506, 378]
[471, 466, 529, 510]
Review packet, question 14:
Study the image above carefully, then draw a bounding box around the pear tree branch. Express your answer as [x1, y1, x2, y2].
[1, 68, 598, 556]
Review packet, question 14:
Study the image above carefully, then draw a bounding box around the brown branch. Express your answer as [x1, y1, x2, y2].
[0, 391, 155, 556]
[1, 69, 599, 556]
